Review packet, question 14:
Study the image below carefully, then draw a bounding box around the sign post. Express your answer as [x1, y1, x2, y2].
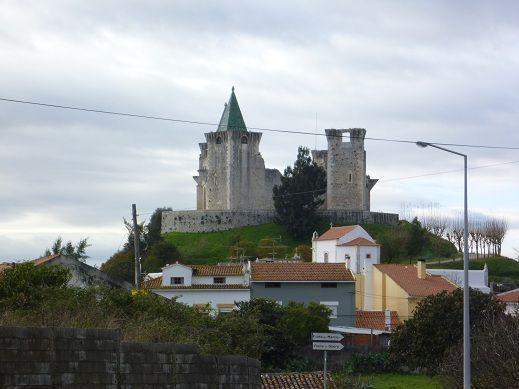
[312, 333, 344, 389]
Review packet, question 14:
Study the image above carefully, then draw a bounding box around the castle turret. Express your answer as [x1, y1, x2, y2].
[193, 88, 281, 210]
[324, 128, 377, 211]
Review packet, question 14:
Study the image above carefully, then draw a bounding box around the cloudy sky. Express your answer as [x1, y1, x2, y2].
[1, 1, 518, 265]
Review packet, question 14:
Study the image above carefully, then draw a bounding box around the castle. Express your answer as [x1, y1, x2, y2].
[162, 88, 397, 233]
[193, 87, 282, 211]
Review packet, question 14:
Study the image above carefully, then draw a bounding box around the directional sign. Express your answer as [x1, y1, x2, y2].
[313, 342, 344, 351]
[312, 332, 344, 342]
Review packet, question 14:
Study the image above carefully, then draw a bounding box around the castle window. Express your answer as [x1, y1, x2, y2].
[265, 282, 281, 288]
[241, 135, 248, 144]
[348, 173, 352, 183]
[213, 277, 225, 284]
[216, 136, 222, 144]
[366, 254, 371, 259]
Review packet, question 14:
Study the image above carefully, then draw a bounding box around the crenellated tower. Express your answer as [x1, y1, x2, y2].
[194, 88, 281, 210]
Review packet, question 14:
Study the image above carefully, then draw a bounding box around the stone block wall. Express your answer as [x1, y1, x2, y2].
[162, 209, 398, 233]
[162, 210, 277, 233]
[0, 326, 261, 388]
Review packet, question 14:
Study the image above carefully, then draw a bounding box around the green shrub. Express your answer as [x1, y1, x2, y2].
[345, 352, 388, 374]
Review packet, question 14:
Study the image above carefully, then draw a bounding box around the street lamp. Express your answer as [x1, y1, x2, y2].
[416, 141, 470, 389]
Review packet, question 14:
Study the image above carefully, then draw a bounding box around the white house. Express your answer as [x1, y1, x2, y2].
[427, 265, 490, 294]
[497, 288, 519, 316]
[141, 262, 250, 314]
[312, 225, 380, 310]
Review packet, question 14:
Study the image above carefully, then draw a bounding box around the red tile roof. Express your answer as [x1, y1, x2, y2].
[192, 264, 243, 276]
[261, 372, 336, 389]
[141, 277, 248, 290]
[374, 264, 457, 297]
[251, 262, 354, 282]
[339, 237, 378, 246]
[32, 254, 61, 266]
[497, 288, 519, 303]
[355, 310, 401, 331]
[316, 225, 357, 241]
[0, 262, 14, 272]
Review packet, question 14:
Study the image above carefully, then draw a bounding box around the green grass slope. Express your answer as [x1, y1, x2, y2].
[163, 221, 457, 265]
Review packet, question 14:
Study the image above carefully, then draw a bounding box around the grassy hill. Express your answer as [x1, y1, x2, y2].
[428, 256, 519, 286]
[163, 221, 457, 265]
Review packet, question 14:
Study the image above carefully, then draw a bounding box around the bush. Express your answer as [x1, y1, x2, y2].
[345, 352, 388, 374]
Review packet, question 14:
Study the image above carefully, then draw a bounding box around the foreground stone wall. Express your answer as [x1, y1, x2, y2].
[0, 326, 261, 389]
[162, 209, 398, 233]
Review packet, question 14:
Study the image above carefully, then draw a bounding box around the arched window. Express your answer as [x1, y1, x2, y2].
[324, 252, 329, 263]
[216, 136, 222, 144]
[241, 135, 248, 144]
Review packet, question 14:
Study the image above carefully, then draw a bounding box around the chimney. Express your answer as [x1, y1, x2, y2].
[417, 260, 426, 279]
[384, 309, 392, 331]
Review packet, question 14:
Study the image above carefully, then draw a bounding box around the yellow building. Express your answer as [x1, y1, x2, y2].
[372, 261, 457, 320]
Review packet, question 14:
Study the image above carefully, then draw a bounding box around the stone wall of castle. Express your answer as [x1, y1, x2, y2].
[194, 130, 281, 211]
[162, 209, 398, 233]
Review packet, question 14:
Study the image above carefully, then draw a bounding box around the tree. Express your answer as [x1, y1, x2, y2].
[294, 244, 312, 262]
[234, 299, 331, 369]
[388, 289, 504, 372]
[0, 262, 70, 309]
[100, 250, 134, 283]
[142, 240, 182, 273]
[44, 237, 91, 261]
[273, 146, 326, 239]
[101, 207, 180, 281]
[406, 217, 427, 257]
[440, 313, 519, 388]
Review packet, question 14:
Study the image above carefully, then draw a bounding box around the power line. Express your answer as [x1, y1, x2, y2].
[2, 97, 519, 150]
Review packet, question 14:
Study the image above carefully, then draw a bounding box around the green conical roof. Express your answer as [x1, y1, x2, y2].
[217, 87, 247, 132]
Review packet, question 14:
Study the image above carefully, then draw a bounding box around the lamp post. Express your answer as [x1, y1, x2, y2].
[416, 141, 470, 389]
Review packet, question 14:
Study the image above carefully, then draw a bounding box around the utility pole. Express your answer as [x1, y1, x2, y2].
[132, 204, 141, 289]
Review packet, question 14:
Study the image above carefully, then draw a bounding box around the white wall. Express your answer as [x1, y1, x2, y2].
[152, 288, 250, 313]
[162, 264, 193, 286]
[336, 227, 373, 245]
[193, 275, 246, 285]
[427, 268, 490, 293]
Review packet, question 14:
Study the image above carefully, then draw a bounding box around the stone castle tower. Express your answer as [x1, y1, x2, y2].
[312, 128, 378, 211]
[193, 88, 282, 210]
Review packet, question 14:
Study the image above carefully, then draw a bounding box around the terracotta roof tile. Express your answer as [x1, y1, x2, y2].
[32, 254, 61, 266]
[497, 288, 519, 303]
[316, 225, 358, 241]
[339, 237, 378, 246]
[192, 264, 243, 276]
[355, 310, 401, 331]
[141, 277, 248, 290]
[251, 262, 354, 282]
[261, 372, 336, 389]
[374, 264, 457, 297]
[0, 262, 14, 272]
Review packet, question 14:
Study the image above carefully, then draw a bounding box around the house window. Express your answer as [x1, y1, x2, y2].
[265, 282, 281, 288]
[324, 252, 329, 263]
[213, 277, 226, 284]
[241, 135, 248, 144]
[320, 301, 339, 319]
[321, 283, 337, 288]
[170, 277, 184, 285]
[366, 254, 371, 259]
[216, 136, 222, 144]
